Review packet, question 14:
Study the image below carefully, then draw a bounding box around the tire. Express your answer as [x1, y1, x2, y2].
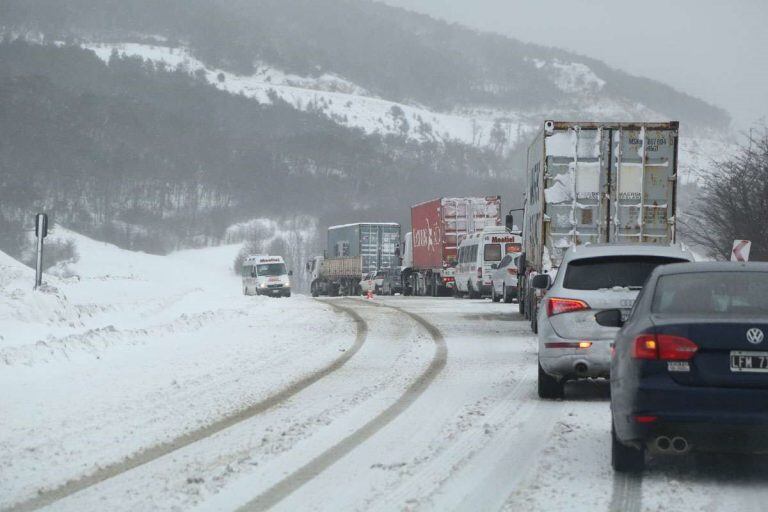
[243, 285, 248, 296]
[503, 284, 514, 304]
[468, 282, 480, 299]
[611, 423, 645, 472]
[518, 287, 525, 314]
[284, 291, 291, 298]
[530, 300, 539, 334]
[538, 362, 564, 399]
[491, 284, 501, 302]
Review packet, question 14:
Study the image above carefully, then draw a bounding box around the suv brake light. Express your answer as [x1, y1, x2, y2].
[547, 298, 590, 317]
[632, 334, 698, 361]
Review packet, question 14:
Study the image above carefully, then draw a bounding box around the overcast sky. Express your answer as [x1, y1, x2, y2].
[380, 0, 768, 130]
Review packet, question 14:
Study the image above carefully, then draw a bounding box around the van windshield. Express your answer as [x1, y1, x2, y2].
[484, 244, 502, 262]
[256, 263, 287, 276]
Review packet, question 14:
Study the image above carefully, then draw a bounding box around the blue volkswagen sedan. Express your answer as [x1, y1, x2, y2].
[601, 262, 768, 472]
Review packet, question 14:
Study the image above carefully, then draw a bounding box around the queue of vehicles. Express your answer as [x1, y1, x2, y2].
[245, 119, 768, 472]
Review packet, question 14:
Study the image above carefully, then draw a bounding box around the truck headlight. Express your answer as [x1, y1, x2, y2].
[260, 283, 267, 289]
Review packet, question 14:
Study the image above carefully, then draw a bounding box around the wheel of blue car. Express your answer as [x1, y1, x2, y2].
[611, 423, 645, 472]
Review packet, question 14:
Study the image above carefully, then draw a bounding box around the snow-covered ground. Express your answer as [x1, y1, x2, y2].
[0, 229, 356, 510]
[3, 230, 767, 511]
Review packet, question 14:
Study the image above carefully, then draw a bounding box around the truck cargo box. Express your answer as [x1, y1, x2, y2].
[523, 121, 679, 272]
[327, 223, 401, 275]
[411, 197, 501, 271]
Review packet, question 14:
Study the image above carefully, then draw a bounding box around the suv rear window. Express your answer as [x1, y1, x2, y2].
[484, 244, 502, 262]
[563, 256, 686, 290]
[653, 272, 768, 316]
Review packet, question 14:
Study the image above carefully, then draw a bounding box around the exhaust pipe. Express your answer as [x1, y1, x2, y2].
[672, 437, 689, 453]
[574, 362, 589, 376]
[655, 436, 672, 452]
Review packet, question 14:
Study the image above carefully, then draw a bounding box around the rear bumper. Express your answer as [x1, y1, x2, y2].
[538, 319, 612, 379]
[613, 374, 768, 453]
[258, 287, 290, 296]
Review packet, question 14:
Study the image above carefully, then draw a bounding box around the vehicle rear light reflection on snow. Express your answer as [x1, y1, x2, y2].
[632, 334, 698, 361]
[633, 415, 658, 424]
[547, 297, 590, 317]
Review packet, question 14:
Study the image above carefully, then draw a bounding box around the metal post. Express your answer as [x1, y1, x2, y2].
[34, 213, 48, 290]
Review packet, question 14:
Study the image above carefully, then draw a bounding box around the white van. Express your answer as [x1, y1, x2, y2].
[455, 230, 522, 298]
[242, 255, 292, 297]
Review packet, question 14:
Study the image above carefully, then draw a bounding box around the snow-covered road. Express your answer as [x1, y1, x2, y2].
[3, 236, 768, 511]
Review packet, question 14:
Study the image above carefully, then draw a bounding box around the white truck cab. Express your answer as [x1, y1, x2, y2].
[242, 255, 292, 297]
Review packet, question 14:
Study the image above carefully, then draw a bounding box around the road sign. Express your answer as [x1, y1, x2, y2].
[731, 240, 751, 262]
[34, 213, 49, 290]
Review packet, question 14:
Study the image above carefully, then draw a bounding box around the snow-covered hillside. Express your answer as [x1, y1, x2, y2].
[83, 42, 736, 175]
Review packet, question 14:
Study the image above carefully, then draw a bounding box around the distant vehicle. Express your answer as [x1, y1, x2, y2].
[308, 223, 401, 296]
[242, 255, 292, 297]
[359, 270, 386, 295]
[455, 229, 522, 299]
[534, 244, 694, 399]
[404, 197, 502, 297]
[380, 267, 403, 295]
[490, 252, 521, 303]
[519, 121, 681, 333]
[605, 262, 768, 472]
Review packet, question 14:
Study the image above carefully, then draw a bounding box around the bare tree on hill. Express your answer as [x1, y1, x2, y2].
[683, 125, 768, 261]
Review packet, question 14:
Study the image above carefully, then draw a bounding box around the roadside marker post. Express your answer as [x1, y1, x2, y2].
[34, 213, 48, 290]
[731, 240, 751, 262]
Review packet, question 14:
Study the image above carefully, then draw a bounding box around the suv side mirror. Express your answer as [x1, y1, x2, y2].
[491, 263, 498, 270]
[532, 274, 551, 290]
[595, 309, 624, 328]
[288, 270, 294, 276]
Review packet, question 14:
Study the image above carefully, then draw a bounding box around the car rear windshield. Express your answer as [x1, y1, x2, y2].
[563, 256, 686, 290]
[484, 244, 502, 262]
[653, 272, 768, 316]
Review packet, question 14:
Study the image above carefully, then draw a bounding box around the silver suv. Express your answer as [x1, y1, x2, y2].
[533, 244, 694, 399]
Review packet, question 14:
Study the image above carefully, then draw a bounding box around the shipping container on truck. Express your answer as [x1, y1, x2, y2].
[518, 120, 679, 329]
[308, 222, 401, 296]
[404, 197, 502, 296]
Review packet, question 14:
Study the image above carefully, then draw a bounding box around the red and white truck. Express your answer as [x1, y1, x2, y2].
[402, 197, 503, 296]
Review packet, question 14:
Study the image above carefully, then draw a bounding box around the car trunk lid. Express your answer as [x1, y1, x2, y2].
[653, 317, 768, 389]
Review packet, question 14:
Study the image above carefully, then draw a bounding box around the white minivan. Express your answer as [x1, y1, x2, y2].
[242, 255, 292, 297]
[455, 230, 522, 298]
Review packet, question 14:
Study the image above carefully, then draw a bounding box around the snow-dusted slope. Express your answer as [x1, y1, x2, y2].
[83, 42, 735, 174]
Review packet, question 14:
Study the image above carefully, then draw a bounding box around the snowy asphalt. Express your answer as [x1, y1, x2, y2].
[5, 285, 768, 510]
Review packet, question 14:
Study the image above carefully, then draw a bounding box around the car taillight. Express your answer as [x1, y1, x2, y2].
[443, 276, 455, 283]
[507, 268, 517, 275]
[632, 334, 698, 361]
[546, 298, 590, 317]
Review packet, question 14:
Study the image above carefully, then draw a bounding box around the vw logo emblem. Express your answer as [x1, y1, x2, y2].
[746, 328, 765, 345]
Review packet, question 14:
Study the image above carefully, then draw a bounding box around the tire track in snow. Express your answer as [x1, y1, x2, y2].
[608, 472, 642, 512]
[4, 301, 368, 512]
[238, 300, 448, 512]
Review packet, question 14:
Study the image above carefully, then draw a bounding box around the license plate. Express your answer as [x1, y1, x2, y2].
[730, 351, 768, 373]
